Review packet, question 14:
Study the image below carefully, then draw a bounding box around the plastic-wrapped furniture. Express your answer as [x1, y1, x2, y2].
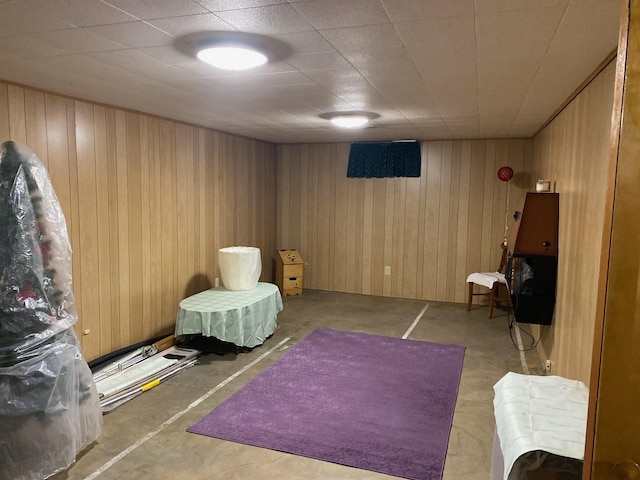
[0, 141, 102, 480]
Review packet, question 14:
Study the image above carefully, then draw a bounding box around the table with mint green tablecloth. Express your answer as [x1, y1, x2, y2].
[175, 282, 283, 348]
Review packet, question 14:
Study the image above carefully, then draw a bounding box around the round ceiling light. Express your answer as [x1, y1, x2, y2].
[197, 45, 268, 70]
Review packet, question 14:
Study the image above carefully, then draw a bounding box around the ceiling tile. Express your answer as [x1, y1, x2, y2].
[395, 105, 438, 120]
[277, 98, 317, 115]
[569, 0, 620, 3]
[0, 58, 62, 87]
[410, 118, 448, 127]
[146, 13, 234, 36]
[161, 76, 226, 97]
[271, 30, 335, 53]
[400, 15, 478, 115]
[395, 13, 475, 47]
[87, 50, 189, 82]
[196, 0, 286, 12]
[173, 60, 237, 76]
[35, 54, 148, 85]
[2, 59, 146, 104]
[320, 23, 409, 67]
[479, 115, 513, 128]
[206, 70, 314, 87]
[449, 127, 481, 139]
[379, 0, 474, 21]
[299, 94, 353, 112]
[443, 115, 480, 130]
[0, 34, 68, 60]
[507, 113, 549, 124]
[215, 4, 314, 35]
[357, 63, 423, 89]
[337, 92, 396, 112]
[17, 0, 138, 26]
[103, 0, 209, 20]
[287, 51, 350, 70]
[32, 28, 124, 54]
[476, 6, 567, 116]
[476, 0, 568, 14]
[175, 58, 296, 77]
[138, 45, 196, 64]
[343, 44, 411, 68]
[509, 124, 539, 137]
[303, 66, 369, 92]
[265, 82, 330, 98]
[478, 126, 510, 138]
[291, 0, 390, 30]
[320, 23, 403, 52]
[87, 21, 174, 48]
[516, 1, 619, 118]
[0, 1, 73, 36]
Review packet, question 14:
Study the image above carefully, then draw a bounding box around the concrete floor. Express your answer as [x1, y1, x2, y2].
[53, 290, 540, 480]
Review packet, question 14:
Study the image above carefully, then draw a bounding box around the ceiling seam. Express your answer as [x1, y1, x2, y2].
[509, 1, 570, 138]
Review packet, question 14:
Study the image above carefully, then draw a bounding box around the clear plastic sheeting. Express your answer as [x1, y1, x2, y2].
[218, 246, 262, 291]
[0, 141, 102, 480]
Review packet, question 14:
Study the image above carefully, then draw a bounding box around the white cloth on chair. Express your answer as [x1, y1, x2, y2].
[466, 271, 506, 289]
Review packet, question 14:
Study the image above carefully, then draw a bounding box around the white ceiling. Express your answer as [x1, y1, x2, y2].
[0, 0, 621, 144]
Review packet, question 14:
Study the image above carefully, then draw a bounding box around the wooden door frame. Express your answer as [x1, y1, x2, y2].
[583, 0, 632, 477]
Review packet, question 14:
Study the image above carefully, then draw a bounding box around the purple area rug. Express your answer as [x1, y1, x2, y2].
[188, 328, 465, 480]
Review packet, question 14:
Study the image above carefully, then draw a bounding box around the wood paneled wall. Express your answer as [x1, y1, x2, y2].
[531, 60, 616, 384]
[276, 139, 531, 303]
[0, 81, 277, 361]
[589, 1, 640, 468]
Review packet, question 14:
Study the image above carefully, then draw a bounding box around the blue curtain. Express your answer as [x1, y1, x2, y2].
[347, 141, 421, 178]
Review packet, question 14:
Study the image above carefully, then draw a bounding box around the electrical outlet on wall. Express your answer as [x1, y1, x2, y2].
[384, 266, 391, 275]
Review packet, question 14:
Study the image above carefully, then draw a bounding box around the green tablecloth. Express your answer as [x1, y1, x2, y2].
[175, 282, 283, 348]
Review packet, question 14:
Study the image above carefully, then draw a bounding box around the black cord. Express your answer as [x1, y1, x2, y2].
[507, 308, 545, 351]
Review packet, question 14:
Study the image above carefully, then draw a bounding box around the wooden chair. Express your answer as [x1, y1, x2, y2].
[466, 244, 509, 318]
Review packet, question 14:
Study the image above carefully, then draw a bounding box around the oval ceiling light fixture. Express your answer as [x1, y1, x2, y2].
[331, 115, 369, 128]
[176, 31, 292, 72]
[320, 111, 380, 129]
[197, 45, 268, 70]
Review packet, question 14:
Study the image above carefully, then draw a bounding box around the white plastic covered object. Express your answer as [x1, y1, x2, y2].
[218, 246, 262, 291]
[492, 372, 588, 480]
[0, 141, 102, 479]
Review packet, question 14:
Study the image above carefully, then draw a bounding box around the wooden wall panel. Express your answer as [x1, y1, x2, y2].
[0, 80, 278, 361]
[7, 85, 26, 144]
[277, 139, 531, 304]
[75, 101, 101, 355]
[24, 90, 48, 168]
[531, 61, 616, 385]
[93, 106, 113, 355]
[0, 84, 9, 141]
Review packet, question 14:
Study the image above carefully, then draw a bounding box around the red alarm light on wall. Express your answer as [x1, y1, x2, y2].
[497, 166, 514, 182]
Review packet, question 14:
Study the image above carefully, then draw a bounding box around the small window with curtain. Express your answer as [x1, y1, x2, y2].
[347, 141, 421, 178]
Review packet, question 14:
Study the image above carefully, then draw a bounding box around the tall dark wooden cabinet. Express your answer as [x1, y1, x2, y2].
[506, 192, 559, 325]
